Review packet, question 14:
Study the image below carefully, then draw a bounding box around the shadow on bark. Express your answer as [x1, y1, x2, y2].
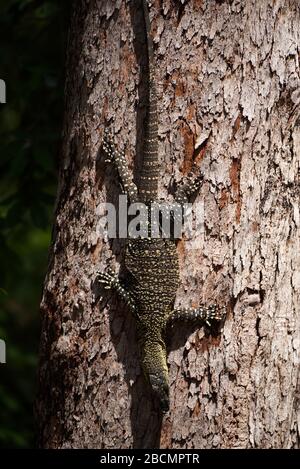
[92, 255, 163, 449]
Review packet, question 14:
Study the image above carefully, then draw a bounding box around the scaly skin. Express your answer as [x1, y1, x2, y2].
[125, 237, 179, 411]
[99, 0, 226, 412]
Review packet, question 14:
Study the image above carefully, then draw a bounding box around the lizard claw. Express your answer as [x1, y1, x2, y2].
[215, 305, 227, 322]
[206, 304, 226, 324]
[97, 270, 117, 290]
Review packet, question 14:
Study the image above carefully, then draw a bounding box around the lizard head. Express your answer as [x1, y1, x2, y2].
[148, 371, 170, 412]
[141, 340, 170, 412]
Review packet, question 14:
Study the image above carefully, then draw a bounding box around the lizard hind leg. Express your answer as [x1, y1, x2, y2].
[102, 129, 138, 203]
[174, 169, 204, 206]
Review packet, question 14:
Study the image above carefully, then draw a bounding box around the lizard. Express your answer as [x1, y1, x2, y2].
[98, 0, 226, 413]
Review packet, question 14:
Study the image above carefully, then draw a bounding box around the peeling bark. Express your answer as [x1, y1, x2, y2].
[37, 0, 300, 449]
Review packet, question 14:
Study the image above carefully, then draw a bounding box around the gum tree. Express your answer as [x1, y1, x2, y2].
[37, 0, 300, 448]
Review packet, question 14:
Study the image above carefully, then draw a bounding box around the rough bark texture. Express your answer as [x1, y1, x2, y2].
[37, 0, 300, 449]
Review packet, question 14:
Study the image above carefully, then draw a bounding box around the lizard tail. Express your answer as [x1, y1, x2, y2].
[139, 0, 160, 203]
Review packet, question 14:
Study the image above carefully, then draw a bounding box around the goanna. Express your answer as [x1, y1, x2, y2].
[99, 0, 226, 412]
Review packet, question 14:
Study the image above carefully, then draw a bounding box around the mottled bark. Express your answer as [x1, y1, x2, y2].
[37, 0, 300, 448]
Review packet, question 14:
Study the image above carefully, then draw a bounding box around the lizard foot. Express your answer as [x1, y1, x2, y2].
[167, 304, 227, 328]
[204, 304, 227, 326]
[97, 268, 118, 290]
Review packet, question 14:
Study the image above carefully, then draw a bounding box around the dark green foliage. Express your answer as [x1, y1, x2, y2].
[0, 0, 70, 448]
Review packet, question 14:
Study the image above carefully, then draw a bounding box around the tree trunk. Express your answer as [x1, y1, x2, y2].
[36, 0, 300, 449]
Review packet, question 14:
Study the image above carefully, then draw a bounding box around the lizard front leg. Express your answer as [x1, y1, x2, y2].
[97, 268, 137, 314]
[167, 304, 226, 328]
[102, 129, 138, 203]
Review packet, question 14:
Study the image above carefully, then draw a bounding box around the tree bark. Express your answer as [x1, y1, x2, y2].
[37, 0, 300, 449]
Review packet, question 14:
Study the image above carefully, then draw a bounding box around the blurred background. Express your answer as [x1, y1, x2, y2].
[0, 0, 71, 448]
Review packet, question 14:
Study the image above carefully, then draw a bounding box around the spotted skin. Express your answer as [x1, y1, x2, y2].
[168, 305, 227, 327]
[99, 0, 226, 412]
[103, 129, 138, 203]
[97, 268, 136, 314]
